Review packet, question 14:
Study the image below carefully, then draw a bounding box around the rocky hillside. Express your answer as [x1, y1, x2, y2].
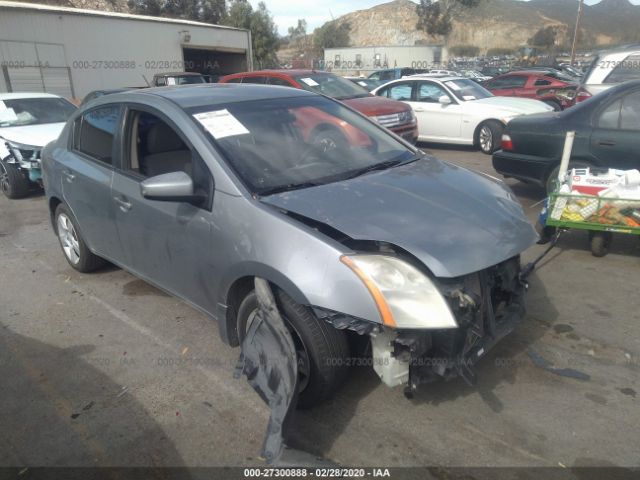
[333, 0, 640, 51]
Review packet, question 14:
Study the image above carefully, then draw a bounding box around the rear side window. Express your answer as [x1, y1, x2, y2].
[604, 54, 640, 84]
[73, 106, 121, 164]
[620, 91, 640, 130]
[381, 83, 412, 101]
[534, 78, 551, 86]
[597, 99, 621, 129]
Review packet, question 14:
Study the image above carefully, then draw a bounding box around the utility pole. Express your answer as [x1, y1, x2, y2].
[570, 0, 584, 66]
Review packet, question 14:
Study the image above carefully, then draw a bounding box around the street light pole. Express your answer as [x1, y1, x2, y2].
[570, 0, 584, 66]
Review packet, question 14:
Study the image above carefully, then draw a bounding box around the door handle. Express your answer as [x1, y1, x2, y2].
[598, 140, 615, 147]
[62, 170, 75, 182]
[113, 196, 132, 212]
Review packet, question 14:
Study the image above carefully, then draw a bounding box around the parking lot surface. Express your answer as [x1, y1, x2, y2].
[1, 144, 639, 469]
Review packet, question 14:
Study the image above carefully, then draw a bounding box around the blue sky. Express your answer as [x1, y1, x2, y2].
[249, 0, 640, 35]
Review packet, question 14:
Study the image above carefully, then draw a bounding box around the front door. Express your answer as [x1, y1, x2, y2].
[590, 89, 640, 170]
[111, 107, 216, 309]
[411, 81, 462, 140]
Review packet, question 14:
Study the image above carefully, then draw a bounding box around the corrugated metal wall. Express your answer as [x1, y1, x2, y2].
[0, 6, 251, 99]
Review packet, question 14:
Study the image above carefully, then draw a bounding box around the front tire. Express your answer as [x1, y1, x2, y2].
[54, 203, 106, 272]
[237, 289, 350, 409]
[477, 120, 504, 155]
[0, 159, 31, 199]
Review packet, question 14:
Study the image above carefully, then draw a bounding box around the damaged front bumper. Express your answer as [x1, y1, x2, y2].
[333, 256, 527, 393]
[4, 140, 43, 183]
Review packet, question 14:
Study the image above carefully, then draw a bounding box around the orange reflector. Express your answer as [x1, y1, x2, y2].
[340, 255, 397, 328]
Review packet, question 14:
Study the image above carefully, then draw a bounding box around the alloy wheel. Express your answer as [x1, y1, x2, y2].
[479, 125, 493, 153]
[0, 162, 9, 195]
[57, 213, 81, 265]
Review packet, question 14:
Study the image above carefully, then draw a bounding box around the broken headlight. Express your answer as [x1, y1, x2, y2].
[340, 254, 457, 330]
[5, 140, 41, 166]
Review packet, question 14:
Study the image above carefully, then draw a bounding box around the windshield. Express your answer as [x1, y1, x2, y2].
[172, 75, 206, 85]
[443, 79, 493, 101]
[188, 95, 415, 195]
[292, 73, 370, 100]
[0, 97, 76, 128]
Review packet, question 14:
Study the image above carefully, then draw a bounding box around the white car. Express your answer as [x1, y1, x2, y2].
[372, 76, 553, 154]
[576, 46, 640, 103]
[0, 92, 76, 198]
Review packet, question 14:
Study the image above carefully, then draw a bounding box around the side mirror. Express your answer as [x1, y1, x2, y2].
[439, 95, 452, 105]
[140, 171, 204, 203]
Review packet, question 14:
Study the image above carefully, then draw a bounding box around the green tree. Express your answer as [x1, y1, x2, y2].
[528, 26, 557, 50]
[127, 0, 163, 17]
[416, 0, 481, 37]
[313, 20, 351, 50]
[223, 0, 279, 69]
[288, 19, 307, 42]
[200, 0, 226, 23]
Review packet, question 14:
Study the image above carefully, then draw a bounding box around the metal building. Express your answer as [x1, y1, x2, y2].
[0, 1, 252, 99]
[323, 45, 448, 76]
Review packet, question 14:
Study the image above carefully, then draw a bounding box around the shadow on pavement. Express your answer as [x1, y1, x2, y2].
[0, 325, 186, 470]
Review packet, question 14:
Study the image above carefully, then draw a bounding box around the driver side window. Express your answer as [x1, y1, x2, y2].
[417, 82, 448, 103]
[125, 110, 213, 206]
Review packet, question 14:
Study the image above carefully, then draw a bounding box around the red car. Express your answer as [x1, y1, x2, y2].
[482, 70, 578, 110]
[220, 70, 418, 144]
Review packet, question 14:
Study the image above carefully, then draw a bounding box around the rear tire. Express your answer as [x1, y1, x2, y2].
[477, 120, 504, 155]
[0, 159, 31, 199]
[54, 203, 106, 272]
[237, 289, 350, 409]
[589, 231, 612, 257]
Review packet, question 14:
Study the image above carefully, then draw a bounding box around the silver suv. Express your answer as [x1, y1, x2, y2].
[576, 46, 640, 103]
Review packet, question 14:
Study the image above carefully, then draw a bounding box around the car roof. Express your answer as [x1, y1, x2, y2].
[0, 92, 62, 100]
[102, 83, 315, 109]
[403, 75, 466, 82]
[227, 69, 330, 77]
[154, 72, 204, 77]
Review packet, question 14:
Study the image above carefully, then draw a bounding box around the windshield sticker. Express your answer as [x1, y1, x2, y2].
[447, 82, 461, 90]
[193, 109, 250, 140]
[0, 108, 18, 124]
[463, 95, 477, 101]
[166, 77, 176, 86]
[358, 81, 368, 87]
[300, 77, 319, 87]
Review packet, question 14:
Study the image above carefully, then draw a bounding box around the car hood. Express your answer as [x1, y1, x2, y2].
[343, 95, 410, 116]
[0, 123, 65, 148]
[261, 157, 537, 278]
[471, 96, 553, 115]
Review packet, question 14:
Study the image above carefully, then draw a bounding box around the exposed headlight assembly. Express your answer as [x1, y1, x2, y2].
[5, 140, 41, 163]
[340, 254, 457, 329]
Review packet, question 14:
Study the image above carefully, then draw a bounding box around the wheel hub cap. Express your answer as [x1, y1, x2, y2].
[480, 126, 493, 152]
[57, 214, 80, 265]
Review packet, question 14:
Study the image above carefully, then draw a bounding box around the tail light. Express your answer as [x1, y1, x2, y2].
[501, 134, 514, 151]
[575, 87, 592, 103]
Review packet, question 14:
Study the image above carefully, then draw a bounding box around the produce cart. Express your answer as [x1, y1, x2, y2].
[545, 191, 640, 256]
[537, 131, 640, 257]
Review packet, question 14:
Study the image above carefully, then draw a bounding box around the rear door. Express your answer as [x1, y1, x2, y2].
[60, 105, 123, 261]
[590, 89, 640, 170]
[110, 105, 215, 306]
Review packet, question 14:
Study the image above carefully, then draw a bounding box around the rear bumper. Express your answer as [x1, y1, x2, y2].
[492, 150, 553, 186]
